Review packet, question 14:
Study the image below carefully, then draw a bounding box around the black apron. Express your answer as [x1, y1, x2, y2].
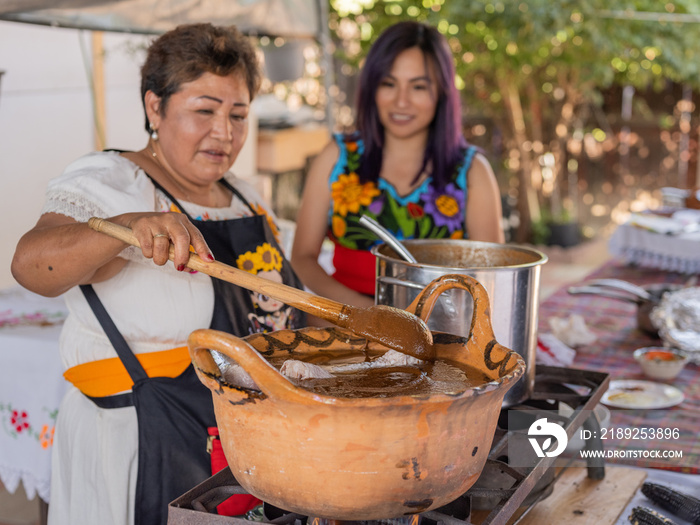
[80, 176, 305, 525]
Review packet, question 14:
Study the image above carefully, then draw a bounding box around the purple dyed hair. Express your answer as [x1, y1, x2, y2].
[355, 21, 468, 189]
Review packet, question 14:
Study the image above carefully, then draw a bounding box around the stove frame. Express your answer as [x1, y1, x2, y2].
[168, 365, 610, 525]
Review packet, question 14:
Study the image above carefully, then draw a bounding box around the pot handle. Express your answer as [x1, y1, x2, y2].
[405, 274, 519, 374]
[584, 279, 652, 301]
[376, 275, 426, 291]
[187, 328, 312, 403]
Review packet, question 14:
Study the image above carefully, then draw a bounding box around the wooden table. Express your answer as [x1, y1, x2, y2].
[256, 124, 329, 174]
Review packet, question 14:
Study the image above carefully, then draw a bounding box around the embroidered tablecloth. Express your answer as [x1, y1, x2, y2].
[608, 212, 700, 274]
[538, 260, 699, 473]
[0, 286, 68, 502]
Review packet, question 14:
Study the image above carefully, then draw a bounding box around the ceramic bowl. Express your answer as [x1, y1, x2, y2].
[633, 347, 688, 381]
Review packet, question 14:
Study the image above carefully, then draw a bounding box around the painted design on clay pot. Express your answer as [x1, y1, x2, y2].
[247, 327, 370, 355]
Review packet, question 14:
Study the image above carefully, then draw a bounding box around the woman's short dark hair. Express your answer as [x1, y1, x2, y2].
[355, 21, 467, 189]
[140, 23, 262, 132]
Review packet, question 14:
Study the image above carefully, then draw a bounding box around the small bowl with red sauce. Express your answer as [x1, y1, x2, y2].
[633, 347, 688, 381]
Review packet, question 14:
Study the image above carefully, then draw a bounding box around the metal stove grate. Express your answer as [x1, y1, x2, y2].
[168, 365, 610, 525]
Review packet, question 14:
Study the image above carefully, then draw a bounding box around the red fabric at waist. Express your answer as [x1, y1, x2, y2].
[331, 243, 377, 297]
[208, 427, 261, 515]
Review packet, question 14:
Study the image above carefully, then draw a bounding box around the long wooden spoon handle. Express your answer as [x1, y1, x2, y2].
[87, 217, 349, 325]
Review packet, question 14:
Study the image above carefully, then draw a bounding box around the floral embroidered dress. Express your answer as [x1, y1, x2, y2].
[327, 133, 476, 296]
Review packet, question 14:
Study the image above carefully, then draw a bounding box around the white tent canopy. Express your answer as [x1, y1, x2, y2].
[0, 0, 334, 117]
[0, 0, 335, 120]
[0, 0, 322, 37]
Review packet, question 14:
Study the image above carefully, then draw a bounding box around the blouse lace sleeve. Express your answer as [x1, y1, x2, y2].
[42, 151, 155, 220]
[41, 151, 157, 262]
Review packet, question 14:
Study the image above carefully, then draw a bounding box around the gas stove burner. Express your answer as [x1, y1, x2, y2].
[168, 366, 610, 525]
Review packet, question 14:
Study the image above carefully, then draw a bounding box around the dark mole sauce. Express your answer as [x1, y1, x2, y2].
[266, 350, 492, 399]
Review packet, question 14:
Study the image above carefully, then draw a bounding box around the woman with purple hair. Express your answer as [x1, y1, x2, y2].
[291, 21, 504, 308]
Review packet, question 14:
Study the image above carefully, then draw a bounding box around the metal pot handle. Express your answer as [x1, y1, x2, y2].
[567, 285, 643, 304]
[376, 275, 427, 291]
[405, 274, 520, 376]
[583, 279, 653, 301]
[187, 328, 312, 403]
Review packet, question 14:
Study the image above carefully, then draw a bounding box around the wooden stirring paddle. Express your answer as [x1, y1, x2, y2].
[88, 217, 435, 361]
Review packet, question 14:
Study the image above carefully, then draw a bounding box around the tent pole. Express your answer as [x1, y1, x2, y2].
[316, 0, 335, 132]
[92, 31, 106, 150]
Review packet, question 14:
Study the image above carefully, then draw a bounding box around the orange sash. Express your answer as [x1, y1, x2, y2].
[63, 346, 192, 397]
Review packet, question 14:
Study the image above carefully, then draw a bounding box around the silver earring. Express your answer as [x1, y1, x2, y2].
[149, 125, 159, 141]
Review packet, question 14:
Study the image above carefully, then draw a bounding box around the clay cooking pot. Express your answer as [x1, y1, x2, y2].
[188, 274, 524, 520]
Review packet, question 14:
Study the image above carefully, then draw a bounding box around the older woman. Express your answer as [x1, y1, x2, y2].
[11, 23, 304, 525]
[292, 21, 504, 308]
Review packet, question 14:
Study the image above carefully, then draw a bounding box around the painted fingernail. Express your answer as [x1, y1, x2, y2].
[177, 264, 185, 271]
[204, 253, 215, 261]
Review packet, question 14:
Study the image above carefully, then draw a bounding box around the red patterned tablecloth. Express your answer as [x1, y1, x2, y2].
[538, 259, 699, 474]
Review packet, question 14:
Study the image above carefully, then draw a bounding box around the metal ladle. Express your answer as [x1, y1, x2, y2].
[359, 215, 418, 264]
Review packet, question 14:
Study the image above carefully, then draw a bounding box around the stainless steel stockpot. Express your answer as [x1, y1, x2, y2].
[372, 239, 547, 406]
